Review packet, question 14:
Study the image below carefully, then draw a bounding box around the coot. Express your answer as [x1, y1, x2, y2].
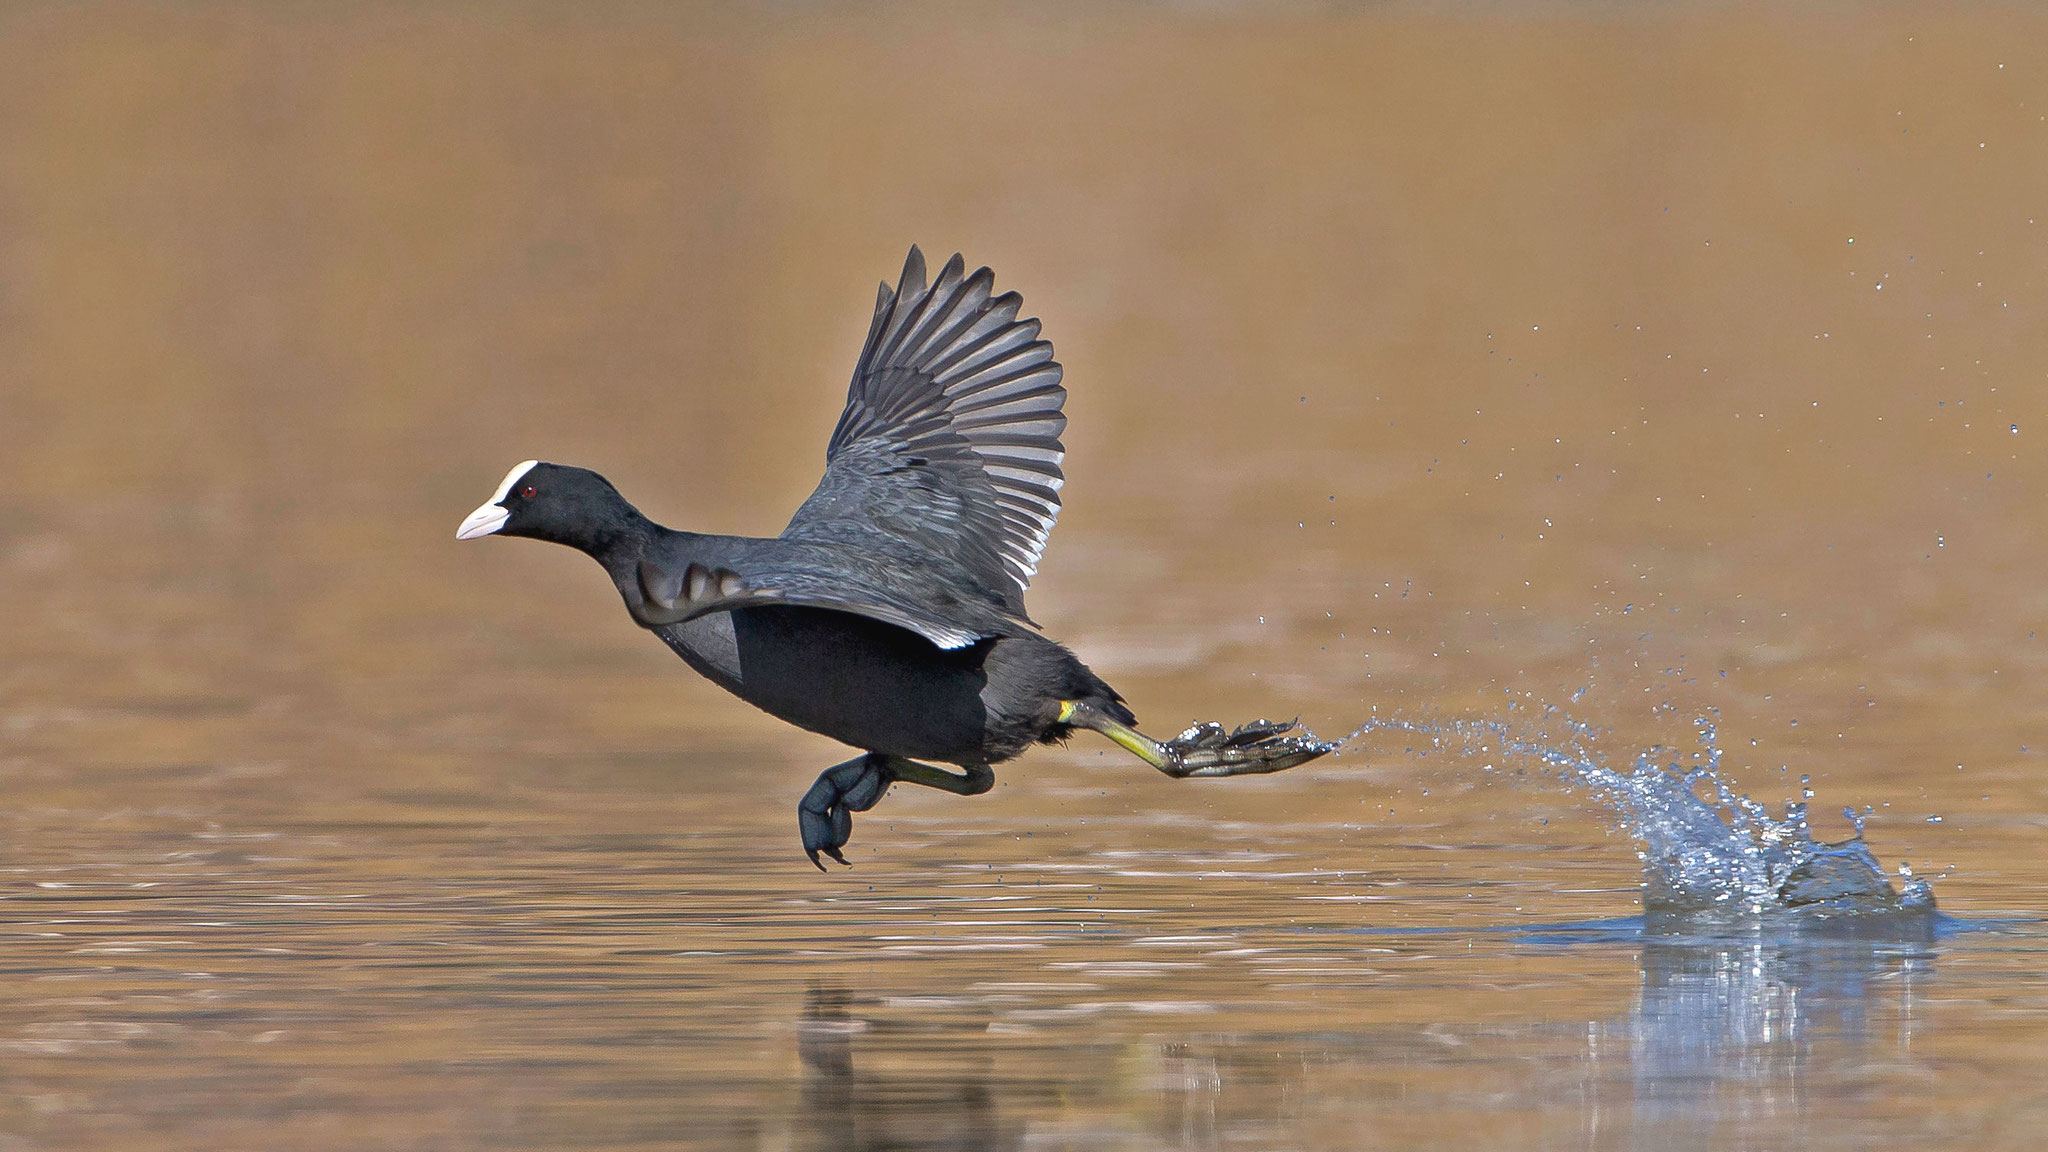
[459, 248, 1333, 868]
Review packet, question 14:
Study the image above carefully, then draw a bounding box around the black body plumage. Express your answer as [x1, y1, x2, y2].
[499, 465, 1132, 768]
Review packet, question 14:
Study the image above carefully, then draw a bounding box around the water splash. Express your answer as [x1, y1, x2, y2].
[1352, 709, 1936, 924]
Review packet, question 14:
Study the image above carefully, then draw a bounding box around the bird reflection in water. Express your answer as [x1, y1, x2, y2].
[780, 918, 1944, 1149]
[794, 985, 1026, 1152]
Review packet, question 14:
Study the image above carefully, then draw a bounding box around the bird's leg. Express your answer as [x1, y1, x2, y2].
[1058, 700, 1336, 778]
[798, 753, 994, 871]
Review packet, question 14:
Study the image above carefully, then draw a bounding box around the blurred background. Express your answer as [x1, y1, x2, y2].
[2, 3, 2045, 1149]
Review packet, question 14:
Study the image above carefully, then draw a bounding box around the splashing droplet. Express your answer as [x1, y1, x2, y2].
[1354, 711, 1933, 923]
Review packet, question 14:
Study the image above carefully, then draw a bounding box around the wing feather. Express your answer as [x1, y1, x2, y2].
[629, 544, 1019, 651]
[785, 246, 1068, 619]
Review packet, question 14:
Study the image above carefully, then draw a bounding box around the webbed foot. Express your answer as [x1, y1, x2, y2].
[798, 753, 893, 870]
[1061, 699, 1336, 778]
[1161, 717, 1337, 776]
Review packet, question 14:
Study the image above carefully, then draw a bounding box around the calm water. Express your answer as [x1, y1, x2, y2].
[5, 3, 2048, 1148]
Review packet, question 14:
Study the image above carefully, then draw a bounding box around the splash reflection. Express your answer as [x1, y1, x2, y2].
[1618, 929, 1934, 1142]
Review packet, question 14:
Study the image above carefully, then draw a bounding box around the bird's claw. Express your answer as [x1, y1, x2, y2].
[799, 755, 893, 870]
[1163, 717, 1336, 776]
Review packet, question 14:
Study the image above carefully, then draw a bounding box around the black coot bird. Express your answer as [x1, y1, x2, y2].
[458, 247, 1334, 868]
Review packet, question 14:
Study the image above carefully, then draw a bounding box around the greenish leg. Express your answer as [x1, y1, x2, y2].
[1059, 700, 1175, 770]
[884, 757, 995, 797]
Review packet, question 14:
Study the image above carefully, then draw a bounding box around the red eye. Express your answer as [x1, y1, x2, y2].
[521, 486, 537, 498]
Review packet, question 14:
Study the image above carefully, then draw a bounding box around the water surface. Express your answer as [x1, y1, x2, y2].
[4, 3, 2048, 1148]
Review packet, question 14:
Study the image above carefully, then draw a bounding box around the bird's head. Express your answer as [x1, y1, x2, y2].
[456, 460, 639, 554]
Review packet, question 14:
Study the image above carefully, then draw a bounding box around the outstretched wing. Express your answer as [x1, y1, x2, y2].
[783, 247, 1066, 617]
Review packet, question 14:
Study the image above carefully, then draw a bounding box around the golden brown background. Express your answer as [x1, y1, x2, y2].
[1, 3, 2044, 1149]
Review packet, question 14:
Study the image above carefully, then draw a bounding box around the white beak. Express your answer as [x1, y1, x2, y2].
[457, 459, 540, 541]
[456, 501, 509, 540]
